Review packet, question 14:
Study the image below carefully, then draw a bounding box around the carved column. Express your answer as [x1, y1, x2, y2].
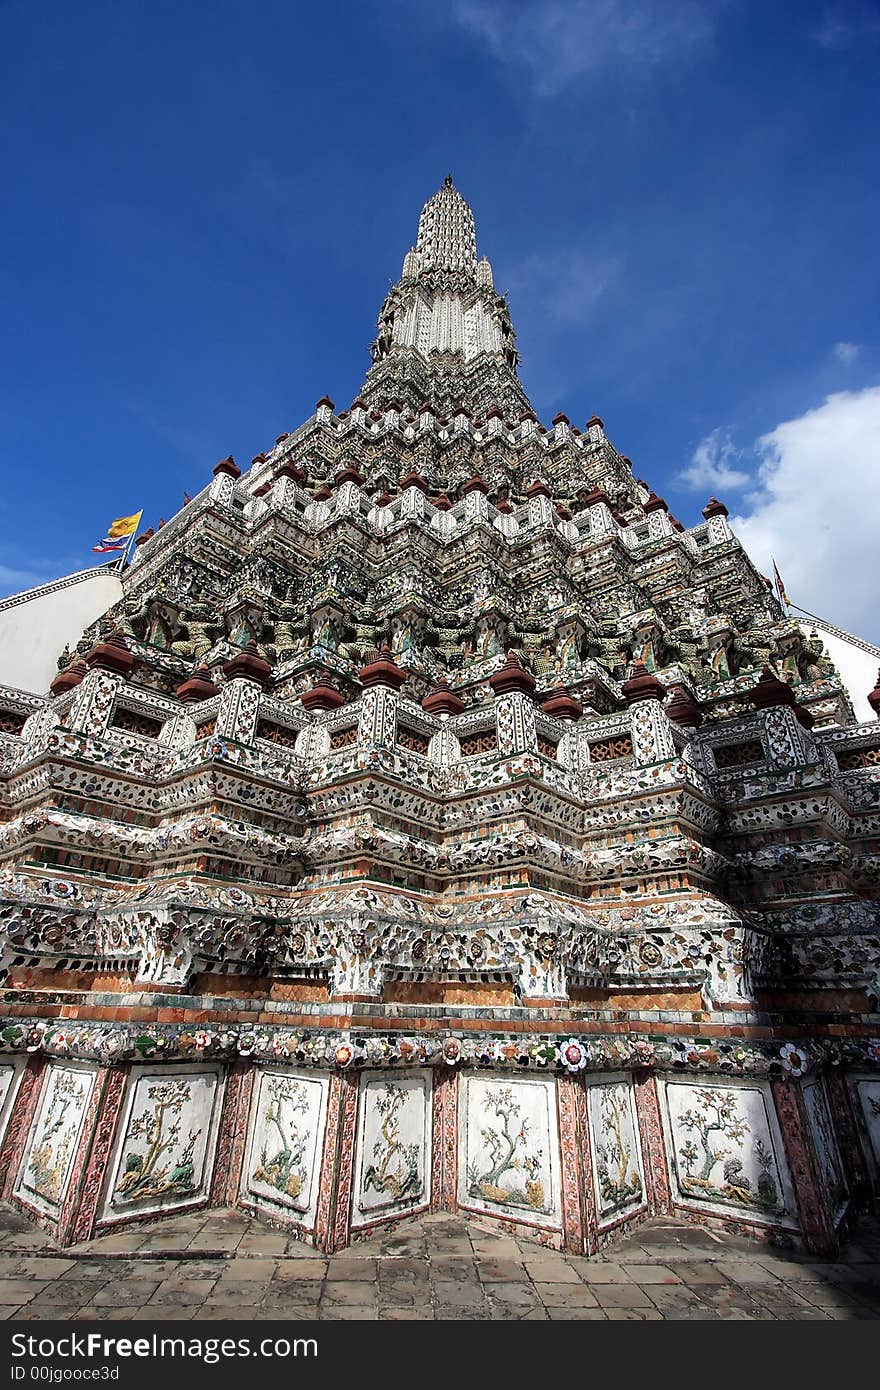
[315, 1071, 360, 1253]
[0, 1057, 46, 1200]
[210, 1062, 255, 1206]
[633, 1070, 672, 1215]
[57, 1065, 115, 1245]
[431, 1067, 459, 1212]
[557, 1074, 593, 1255]
[67, 1066, 128, 1245]
[771, 1077, 838, 1256]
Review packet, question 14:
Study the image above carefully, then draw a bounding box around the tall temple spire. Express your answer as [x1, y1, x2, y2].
[361, 178, 532, 418]
[414, 174, 477, 274]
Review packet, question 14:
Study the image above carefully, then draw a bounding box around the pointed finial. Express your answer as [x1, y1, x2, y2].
[444, 173, 453, 187]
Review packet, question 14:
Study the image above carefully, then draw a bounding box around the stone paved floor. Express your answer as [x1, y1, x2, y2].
[0, 1204, 878, 1320]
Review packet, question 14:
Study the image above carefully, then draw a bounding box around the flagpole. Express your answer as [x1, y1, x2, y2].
[116, 509, 143, 576]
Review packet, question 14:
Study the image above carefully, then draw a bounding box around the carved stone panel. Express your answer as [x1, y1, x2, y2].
[15, 1063, 97, 1220]
[660, 1077, 798, 1229]
[100, 1066, 224, 1222]
[458, 1074, 562, 1230]
[241, 1069, 329, 1230]
[352, 1070, 431, 1228]
[586, 1074, 646, 1228]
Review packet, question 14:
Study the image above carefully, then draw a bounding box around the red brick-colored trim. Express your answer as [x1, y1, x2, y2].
[329, 1072, 359, 1252]
[771, 1077, 837, 1256]
[431, 1067, 458, 1212]
[68, 1066, 128, 1244]
[210, 1062, 254, 1206]
[0, 1057, 45, 1199]
[633, 1069, 672, 1214]
[314, 1073, 344, 1250]
[557, 1074, 590, 1255]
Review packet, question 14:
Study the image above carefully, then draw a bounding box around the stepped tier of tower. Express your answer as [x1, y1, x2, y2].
[0, 180, 876, 1257]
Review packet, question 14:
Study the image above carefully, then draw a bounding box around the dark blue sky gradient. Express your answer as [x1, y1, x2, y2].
[1, 1, 878, 594]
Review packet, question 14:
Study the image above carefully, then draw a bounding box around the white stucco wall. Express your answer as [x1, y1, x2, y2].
[0, 569, 122, 696]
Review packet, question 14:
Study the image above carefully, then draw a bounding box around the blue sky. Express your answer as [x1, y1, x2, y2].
[1, 1, 878, 639]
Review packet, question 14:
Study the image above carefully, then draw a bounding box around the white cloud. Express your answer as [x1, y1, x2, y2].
[678, 428, 751, 491]
[833, 341, 860, 363]
[730, 386, 880, 643]
[450, 0, 723, 94]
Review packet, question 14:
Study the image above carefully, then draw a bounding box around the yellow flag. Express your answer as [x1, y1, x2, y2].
[107, 510, 143, 539]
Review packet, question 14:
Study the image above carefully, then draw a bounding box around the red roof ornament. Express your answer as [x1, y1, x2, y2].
[335, 464, 365, 486]
[541, 685, 583, 721]
[275, 460, 305, 483]
[176, 664, 219, 704]
[585, 415, 604, 429]
[434, 494, 453, 511]
[643, 491, 668, 514]
[49, 659, 88, 697]
[399, 470, 430, 493]
[524, 479, 551, 499]
[488, 651, 537, 698]
[622, 663, 666, 704]
[421, 677, 466, 716]
[301, 681, 346, 712]
[868, 669, 880, 719]
[85, 629, 137, 679]
[223, 639, 272, 689]
[703, 496, 729, 519]
[750, 666, 796, 709]
[315, 396, 335, 411]
[358, 644, 407, 690]
[312, 484, 333, 502]
[666, 684, 703, 728]
[461, 476, 489, 495]
[213, 455, 241, 479]
[552, 411, 570, 427]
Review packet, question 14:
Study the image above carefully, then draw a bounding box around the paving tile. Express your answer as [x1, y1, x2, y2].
[218, 1258, 278, 1280]
[575, 1263, 631, 1284]
[431, 1280, 485, 1306]
[148, 1279, 218, 1305]
[548, 1305, 610, 1319]
[674, 1261, 730, 1285]
[715, 1262, 782, 1286]
[320, 1306, 378, 1320]
[87, 1282, 162, 1305]
[380, 1308, 432, 1320]
[0, 1280, 48, 1305]
[522, 1259, 582, 1283]
[532, 1281, 599, 1307]
[605, 1307, 665, 1320]
[482, 1281, 541, 1306]
[273, 1259, 327, 1281]
[592, 1285, 655, 1309]
[321, 1281, 380, 1306]
[622, 1264, 681, 1284]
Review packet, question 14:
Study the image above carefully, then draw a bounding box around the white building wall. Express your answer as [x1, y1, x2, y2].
[0, 569, 122, 695]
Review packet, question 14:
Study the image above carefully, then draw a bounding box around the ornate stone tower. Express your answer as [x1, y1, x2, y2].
[0, 179, 877, 1255]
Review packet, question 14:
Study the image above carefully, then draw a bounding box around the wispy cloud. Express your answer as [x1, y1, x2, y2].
[812, 4, 880, 49]
[833, 340, 860, 364]
[503, 249, 623, 327]
[677, 427, 751, 492]
[449, 0, 726, 94]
